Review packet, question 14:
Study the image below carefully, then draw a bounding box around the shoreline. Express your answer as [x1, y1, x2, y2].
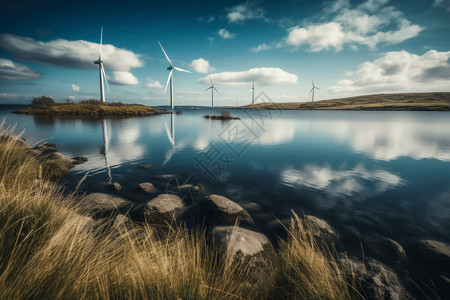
[223, 92, 450, 111]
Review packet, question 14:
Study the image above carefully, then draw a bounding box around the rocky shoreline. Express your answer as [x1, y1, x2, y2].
[75, 172, 449, 299]
[9, 136, 449, 299]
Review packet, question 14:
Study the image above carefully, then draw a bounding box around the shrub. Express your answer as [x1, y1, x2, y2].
[31, 96, 55, 108]
[80, 99, 101, 105]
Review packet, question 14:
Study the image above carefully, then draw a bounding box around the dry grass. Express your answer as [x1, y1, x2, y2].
[0, 124, 355, 299]
[16, 102, 168, 116]
[239, 92, 450, 111]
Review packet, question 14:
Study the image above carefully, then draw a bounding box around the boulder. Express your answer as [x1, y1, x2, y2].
[239, 202, 262, 214]
[172, 184, 203, 204]
[144, 194, 185, 224]
[136, 182, 159, 194]
[113, 214, 132, 229]
[302, 215, 340, 245]
[182, 194, 254, 227]
[362, 235, 407, 266]
[209, 226, 274, 283]
[106, 182, 122, 192]
[339, 256, 409, 300]
[82, 193, 132, 217]
[410, 240, 450, 272]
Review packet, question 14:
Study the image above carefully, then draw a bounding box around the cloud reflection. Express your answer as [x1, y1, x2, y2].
[281, 164, 404, 198]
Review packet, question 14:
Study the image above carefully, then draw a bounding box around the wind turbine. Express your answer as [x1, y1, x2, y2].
[205, 76, 220, 108]
[94, 26, 110, 102]
[158, 41, 191, 109]
[310, 81, 319, 102]
[251, 79, 255, 104]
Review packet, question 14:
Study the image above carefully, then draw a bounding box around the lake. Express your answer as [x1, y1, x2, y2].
[1, 105, 449, 246]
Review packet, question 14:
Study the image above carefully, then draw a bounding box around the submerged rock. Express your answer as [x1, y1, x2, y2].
[138, 164, 153, 169]
[362, 235, 407, 266]
[136, 182, 159, 194]
[302, 215, 340, 245]
[106, 182, 122, 192]
[144, 194, 185, 224]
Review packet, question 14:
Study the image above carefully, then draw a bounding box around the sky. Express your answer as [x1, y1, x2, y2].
[0, 0, 449, 106]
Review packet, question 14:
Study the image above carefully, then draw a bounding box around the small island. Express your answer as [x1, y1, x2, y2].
[232, 92, 450, 111]
[15, 96, 168, 116]
[204, 110, 240, 120]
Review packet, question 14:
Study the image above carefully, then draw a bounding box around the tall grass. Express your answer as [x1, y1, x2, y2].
[0, 123, 355, 299]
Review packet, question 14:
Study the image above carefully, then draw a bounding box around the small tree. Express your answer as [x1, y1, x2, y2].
[32, 96, 55, 108]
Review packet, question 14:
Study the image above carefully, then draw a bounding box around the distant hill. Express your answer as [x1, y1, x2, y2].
[235, 92, 450, 111]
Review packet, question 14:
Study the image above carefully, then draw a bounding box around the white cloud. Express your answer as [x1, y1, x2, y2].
[108, 71, 139, 86]
[329, 50, 450, 94]
[0, 34, 143, 71]
[144, 78, 163, 89]
[218, 28, 236, 39]
[434, 0, 450, 11]
[189, 58, 214, 73]
[250, 43, 271, 52]
[0, 58, 42, 80]
[276, 0, 423, 52]
[197, 16, 215, 23]
[71, 84, 80, 92]
[226, 1, 268, 24]
[198, 67, 298, 86]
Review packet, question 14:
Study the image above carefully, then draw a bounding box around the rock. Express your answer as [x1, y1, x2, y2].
[302, 215, 340, 245]
[113, 214, 132, 229]
[182, 194, 254, 227]
[136, 182, 159, 194]
[339, 256, 409, 300]
[239, 202, 262, 214]
[209, 226, 274, 283]
[411, 240, 450, 272]
[172, 184, 203, 204]
[106, 182, 122, 192]
[46, 152, 74, 167]
[82, 193, 132, 217]
[144, 194, 185, 224]
[138, 164, 153, 169]
[362, 235, 407, 266]
[33, 142, 57, 156]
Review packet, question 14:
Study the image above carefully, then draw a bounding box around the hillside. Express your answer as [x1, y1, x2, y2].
[236, 92, 450, 111]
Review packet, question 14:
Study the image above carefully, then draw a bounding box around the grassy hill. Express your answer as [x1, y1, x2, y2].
[237, 92, 450, 111]
[15, 101, 168, 116]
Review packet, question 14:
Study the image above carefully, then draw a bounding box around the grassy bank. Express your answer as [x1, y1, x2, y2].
[0, 124, 355, 299]
[15, 101, 168, 116]
[236, 92, 450, 111]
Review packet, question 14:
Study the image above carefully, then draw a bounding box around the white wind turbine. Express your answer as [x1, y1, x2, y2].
[205, 76, 220, 108]
[158, 41, 191, 109]
[310, 81, 319, 102]
[94, 27, 110, 102]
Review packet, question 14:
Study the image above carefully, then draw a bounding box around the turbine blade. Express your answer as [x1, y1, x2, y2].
[164, 70, 173, 94]
[174, 66, 191, 73]
[214, 87, 220, 94]
[205, 87, 213, 91]
[100, 26, 103, 59]
[316, 87, 320, 90]
[101, 64, 110, 94]
[209, 76, 213, 86]
[158, 41, 173, 67]
[309, 88, 313, 94]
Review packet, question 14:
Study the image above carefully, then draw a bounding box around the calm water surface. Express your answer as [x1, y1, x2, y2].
[1, 105, 449, 244]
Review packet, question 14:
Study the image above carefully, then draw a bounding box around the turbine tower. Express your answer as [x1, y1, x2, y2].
[94, 27, 110, 102]
[310, 81, 320, 102]
[251, 79, 255, 104]
[158, 41, 191, 109]
[205, 76, 220, 108]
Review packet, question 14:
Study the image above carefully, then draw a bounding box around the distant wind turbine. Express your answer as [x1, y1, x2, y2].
[158, 41, 191, 109]
[310, 81, 319, 102]
[94, 26, 110, 102]
[205, 76, 220, 108]
[251, 78, 255, 104]
[101, 119, 112, 184]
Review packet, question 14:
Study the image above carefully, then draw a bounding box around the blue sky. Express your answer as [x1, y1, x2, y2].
[0, 0, 449, 106]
